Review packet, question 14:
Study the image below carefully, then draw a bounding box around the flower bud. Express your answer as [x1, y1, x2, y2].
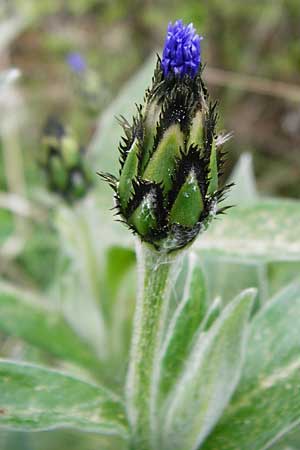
[40, 117, 93, 203]
[49, 154, 68, 191]
[100, 20, 231, 252]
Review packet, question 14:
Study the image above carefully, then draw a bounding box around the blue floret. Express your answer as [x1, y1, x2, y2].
[161, 20, 202, 79]
[66, 52, 86, 73]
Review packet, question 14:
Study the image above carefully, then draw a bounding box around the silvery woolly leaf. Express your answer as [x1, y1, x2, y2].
[0, 360, 128, 439]
[88, 55, 156, 174]
[156, 253, 207, 404]
[0, 282, 101, 375]
[196, 199, 300, 262]
[161, 288, 256, 450]
[225, 152, 258, 207]
[202, 280, 300, 450]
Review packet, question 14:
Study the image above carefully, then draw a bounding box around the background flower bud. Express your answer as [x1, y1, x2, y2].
[40, 117, 93, 203]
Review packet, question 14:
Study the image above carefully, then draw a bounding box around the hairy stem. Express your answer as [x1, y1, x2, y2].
[126, 241, 183, 450]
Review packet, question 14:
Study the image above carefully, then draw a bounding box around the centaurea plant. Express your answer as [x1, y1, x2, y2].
[1, 19, 300, 450]
[101, 19, 233, 449]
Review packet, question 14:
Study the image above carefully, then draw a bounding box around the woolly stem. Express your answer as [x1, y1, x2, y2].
[126, 241, 183, 450]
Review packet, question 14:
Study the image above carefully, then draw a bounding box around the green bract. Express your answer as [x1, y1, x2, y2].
[101, 59, 231, 252]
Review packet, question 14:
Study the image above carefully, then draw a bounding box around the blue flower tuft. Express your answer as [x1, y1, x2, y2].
[161, 20, 202, 79]
[66, 52, 86, 73]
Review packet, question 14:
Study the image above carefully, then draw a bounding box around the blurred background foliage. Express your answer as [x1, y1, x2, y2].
[4, 0, 300, 197]
[0, 0, 300, 449]
[0, 0, 298, 283]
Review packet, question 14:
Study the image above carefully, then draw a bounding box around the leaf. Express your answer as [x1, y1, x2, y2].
[163, 253, 192, 325]
[201, 255, 264, 306]
[88, 55, 156, 174]
[0, 283, 101, 374]
[196, 199, 300, 262]
[91, 198, 300, 265]
[202, 280, 300, 450]
[0, 209, 13, 245]
[201, 296, 222, 331]
[161, 288, 256, 450]
[267, 261, 300, 297]
[104, 246, 136, 320]
[157, 253, 207, 402]
[225, 152, 258, 207]
[16, 225, 59, 288]
[1, 425, 127, 450]
[108, 266, 136, 381]
[0, 360, 128, 438]
[269, 426, 300, 450]
[55, 200, 110, 358]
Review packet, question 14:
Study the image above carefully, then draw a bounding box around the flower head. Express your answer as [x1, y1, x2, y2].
[100, 21, 231, 253]
[161, 20, 202, 79]
[66, 52, 86, 73]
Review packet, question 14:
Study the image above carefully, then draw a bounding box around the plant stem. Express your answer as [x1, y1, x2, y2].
[126, 241, 183, 450]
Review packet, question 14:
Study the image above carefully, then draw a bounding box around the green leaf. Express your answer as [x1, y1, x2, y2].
[267, 261, 300, 297]
[0, 360, 128, 438]
[225, 152, 258, 207]
[157, 253, 207, 402]
[161, 288, 256, 450]
[270, 426, 300, 450]
[0, 209, 13, 245]
[55, 200, 110, 358]
[202, 256, 267, 306]
[196, 199, 300, 262]
[108, 267, 136, 382]
[201, 296, 222, 331]
[2, 429, 127, 450]
[203, 280, 300, 450]
[104, 246, 136, 320]
[88, 55, 156, 174]
[0, 283, 101, 373]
